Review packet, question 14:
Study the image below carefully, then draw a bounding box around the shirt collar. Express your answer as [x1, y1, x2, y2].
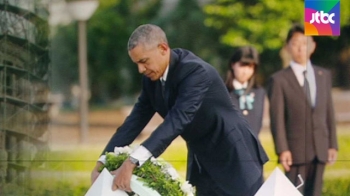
[290, 60, 306, 71]
[290, 60, 308, 72]
[160, 65, 169, 82]
[290, 60, 312, 74]
[233, 79, 248, 89]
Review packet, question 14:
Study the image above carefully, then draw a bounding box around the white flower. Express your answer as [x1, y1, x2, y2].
[108, 145, 195, 195]
[158, 160, 179, 180]
[150, 157, 162, 166]
[165, 166, 179, 180]
[121, 146, 132, 153]
[181, 181, 195, 196]
[156, 157, 165, 163]
[114, 146, 132, 155]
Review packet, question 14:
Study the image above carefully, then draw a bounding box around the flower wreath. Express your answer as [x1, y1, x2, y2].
[99, 146, 195, 196]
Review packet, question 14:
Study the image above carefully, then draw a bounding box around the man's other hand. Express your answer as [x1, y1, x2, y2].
[279, 150, 293, 172]
[327, 148, 337, 165]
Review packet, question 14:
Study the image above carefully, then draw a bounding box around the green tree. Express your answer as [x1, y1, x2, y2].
[156, 0, 227, 74]
[87, 0, 161, 103]
[203, 0, 304, 84]
[51, 0, 161, 104]
[204, 0, 303, 52]
[204, 0, 350, 86]
[204, 0, 349, 52]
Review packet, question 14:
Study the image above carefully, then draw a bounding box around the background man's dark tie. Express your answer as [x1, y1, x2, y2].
[303, 71, 312, 105]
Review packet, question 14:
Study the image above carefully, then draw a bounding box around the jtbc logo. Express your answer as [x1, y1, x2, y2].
[310, 11, 335, 24]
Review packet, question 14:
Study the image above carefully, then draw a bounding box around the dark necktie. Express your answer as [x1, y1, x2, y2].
[303, 71, 312, 105]
[160, 78, 166, 99]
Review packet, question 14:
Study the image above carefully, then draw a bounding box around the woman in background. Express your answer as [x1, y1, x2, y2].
[225, 46, 266, 137]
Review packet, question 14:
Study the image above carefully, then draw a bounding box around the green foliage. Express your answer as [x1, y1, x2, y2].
[156, 0, 226, 72]
[99, 152, 185, 196]
[204, 0, 350, 87]
[339, 1, 350, 26]
[204, 0, 350, 52]
[3, 175, 349, 196]
[1, 182, 88, 196]
[2, 124, 348, 195]
[260, 126, 350, 195]
[51, 0, 162, 104]
[51, 23, 78, 96]
[204, 0, 304, 52]
[134, 161, 183, 195]
[100, 152, 128, 172]
[87, 0, 163, 101]
[52, 0, 350, 103]
[323, 178, 350, 196]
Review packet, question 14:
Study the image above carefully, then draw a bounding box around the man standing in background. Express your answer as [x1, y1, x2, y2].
[268, 24, 338, 196]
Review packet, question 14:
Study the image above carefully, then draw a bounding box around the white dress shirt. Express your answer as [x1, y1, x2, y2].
[232, 79, 248, 90]
[290, 60, 316, 107]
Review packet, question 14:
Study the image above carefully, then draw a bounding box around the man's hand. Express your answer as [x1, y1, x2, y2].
[279, 151, 292, 172]
[111, 158, 137, 192]
[91, 162, 104, 184]
[327, 148, 337, 165]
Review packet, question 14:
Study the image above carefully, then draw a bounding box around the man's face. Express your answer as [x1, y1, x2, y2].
[287, 32, 315, 65]
[128, 43, 168, 81]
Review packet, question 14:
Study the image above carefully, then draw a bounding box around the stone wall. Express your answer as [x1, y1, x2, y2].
[0, 0, 50, 187]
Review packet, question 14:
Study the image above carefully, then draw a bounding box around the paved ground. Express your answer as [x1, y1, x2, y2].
[49, 89, 350, 150]
[48, 107, 165, 150]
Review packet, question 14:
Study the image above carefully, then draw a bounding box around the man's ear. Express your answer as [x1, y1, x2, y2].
[158, 43, 169, 55]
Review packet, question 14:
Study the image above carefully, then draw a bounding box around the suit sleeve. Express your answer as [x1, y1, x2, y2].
[267, 76, 289, 154]
[325, 70, 338, 150]
[257, 88, 266, 134]
[101, 78, 156, 155]
[142, 64, 211, 157]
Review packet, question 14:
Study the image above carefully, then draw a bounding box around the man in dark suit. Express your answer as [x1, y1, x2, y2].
[91, 24, 268, 196]
[267, 24, 338, 196]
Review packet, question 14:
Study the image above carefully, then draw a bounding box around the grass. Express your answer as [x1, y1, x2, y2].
[260, 125, 350, 175]
[259, 125, 350, 195]
[5, 124, 349, 195]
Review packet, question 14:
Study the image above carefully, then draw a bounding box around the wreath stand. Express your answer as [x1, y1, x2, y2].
[85, 168, 161, 196]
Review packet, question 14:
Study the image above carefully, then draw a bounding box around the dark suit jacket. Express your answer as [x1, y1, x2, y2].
[230, 87, 265, 137]
[267, 66, 338, 164]
[103, 49, 268, 195]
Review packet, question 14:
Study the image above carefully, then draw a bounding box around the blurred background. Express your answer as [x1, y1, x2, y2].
[1, 0, 350, 195]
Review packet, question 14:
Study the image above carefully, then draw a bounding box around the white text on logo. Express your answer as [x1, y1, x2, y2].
[310, 11, 335, 24]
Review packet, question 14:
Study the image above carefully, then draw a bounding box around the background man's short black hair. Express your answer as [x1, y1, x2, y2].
[286, 24, 305, 43]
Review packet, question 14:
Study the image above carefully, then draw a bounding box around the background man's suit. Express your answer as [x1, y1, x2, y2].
[103, 48, 268, 195]
[268, 65, 338, 195]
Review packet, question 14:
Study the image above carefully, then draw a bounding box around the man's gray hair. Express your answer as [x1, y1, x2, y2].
[127, 24, 168, 51]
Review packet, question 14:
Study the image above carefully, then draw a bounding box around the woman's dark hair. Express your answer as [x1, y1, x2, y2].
[225, 46, 260, 92]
